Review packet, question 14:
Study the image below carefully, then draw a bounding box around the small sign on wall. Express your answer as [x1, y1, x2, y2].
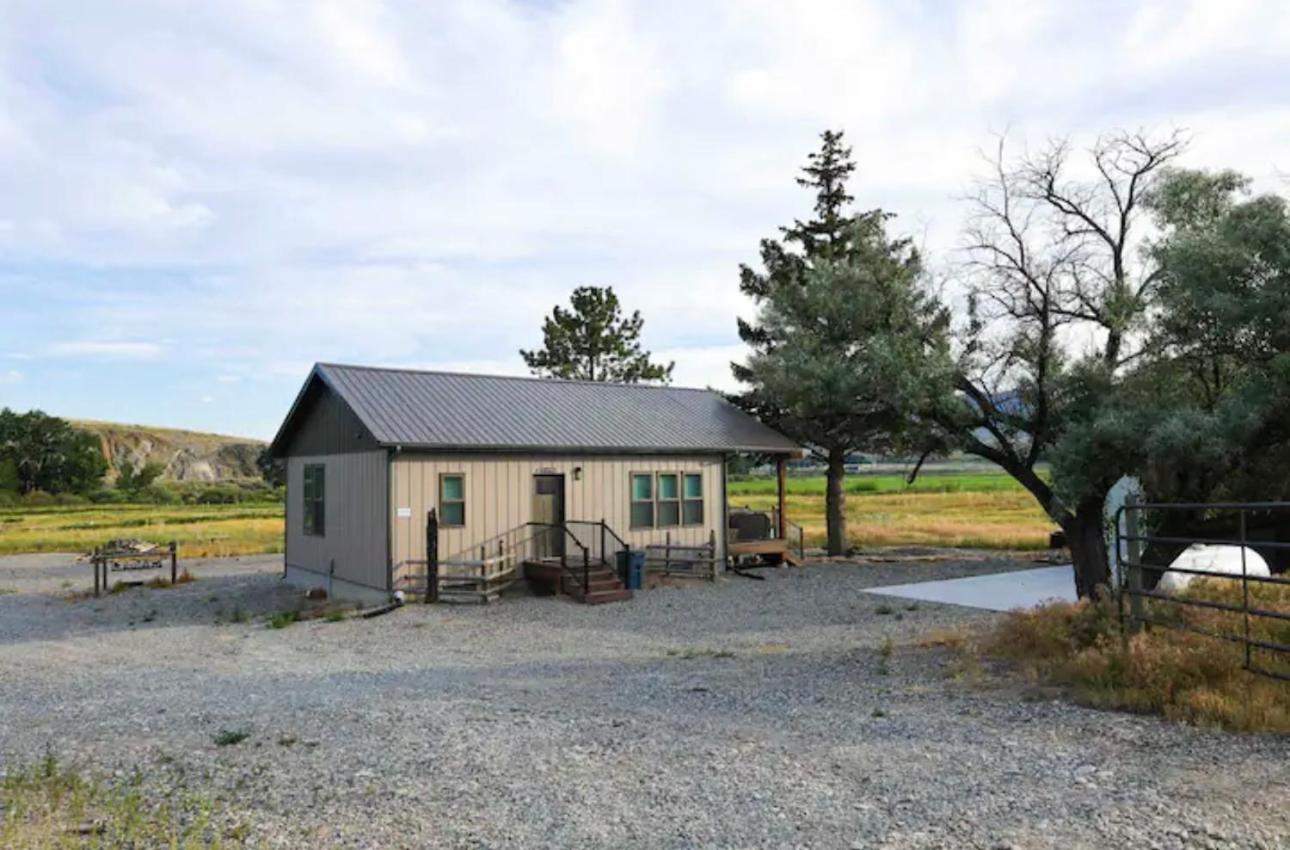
[397, 507, 412, 519]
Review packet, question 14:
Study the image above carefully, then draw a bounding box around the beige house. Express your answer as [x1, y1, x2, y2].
[269, 363, 801, 603]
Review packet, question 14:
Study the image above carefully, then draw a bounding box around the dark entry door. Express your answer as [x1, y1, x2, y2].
[532, 474, 565, 559]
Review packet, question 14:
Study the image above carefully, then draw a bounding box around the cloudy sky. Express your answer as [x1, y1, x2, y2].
[1, 0, 1287, 439]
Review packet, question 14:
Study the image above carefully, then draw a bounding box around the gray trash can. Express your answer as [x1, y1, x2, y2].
[617, 550, 646, 590]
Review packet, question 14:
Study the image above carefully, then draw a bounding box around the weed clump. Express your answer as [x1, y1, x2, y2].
[213, 728, 251, 747]
[267, 610, 299, 630]
[0, 751, 244, 847]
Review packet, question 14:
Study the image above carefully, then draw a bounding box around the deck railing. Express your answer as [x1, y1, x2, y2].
[396, 517, 631, 602]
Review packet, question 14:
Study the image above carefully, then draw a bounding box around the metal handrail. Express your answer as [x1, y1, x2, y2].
[425, 518, 629, 601]
[528, 521, 594, 597]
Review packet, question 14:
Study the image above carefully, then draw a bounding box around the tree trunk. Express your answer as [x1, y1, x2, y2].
[1064, 501, 1111, 599]
[825, 448, 847, 556]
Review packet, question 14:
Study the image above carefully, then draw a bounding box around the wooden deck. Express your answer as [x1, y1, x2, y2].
[728, 538, 801, 566]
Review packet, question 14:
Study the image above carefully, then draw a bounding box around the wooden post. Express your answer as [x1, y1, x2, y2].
[776, 456, 787, 540]
[425, 509, 439, 603]
[665, 530, 671, 576]
[709, 529, 717, 581]
[169, 541, 178, 584]
[92, 547, 100, 597]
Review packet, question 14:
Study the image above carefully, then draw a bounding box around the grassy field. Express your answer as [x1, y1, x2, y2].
[0, 503, 284, 558]
[729, 471, 1054, 550]
[0, 470, 1053, 557]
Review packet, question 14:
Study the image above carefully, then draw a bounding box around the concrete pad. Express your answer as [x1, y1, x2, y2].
[863, 565, 1077, 612]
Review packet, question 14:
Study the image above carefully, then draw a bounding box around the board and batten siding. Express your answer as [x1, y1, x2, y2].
[389, 453, 725, 576]
[286, 451, 389, 592]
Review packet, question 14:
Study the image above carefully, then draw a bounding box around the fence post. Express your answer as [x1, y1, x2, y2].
[425, 509, 439, 603]
[665, 531, 672, 576]
[1125, 505, 1144, 634]
[93, 547, 100, 597]
[1240, 509, 1252, 671]
[600, 518, 606, 565]
[583, 545, 590, 597]
[170, 541, 178, 584]
[709, 529, 717, 581]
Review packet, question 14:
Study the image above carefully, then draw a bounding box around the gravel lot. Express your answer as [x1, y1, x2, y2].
[1, 552, 1287, 850]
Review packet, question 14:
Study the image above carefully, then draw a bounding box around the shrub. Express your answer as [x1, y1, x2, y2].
[20, 491, 55, 507]
[87, 487, 127, 503]
[142, 482, 179, 504]
[977, 588, 1290, 733]
[213, 728, 251, 747]
[0, 490, 17, 507]
[194, 485, 241, 505]
[267, 610, 299, 629]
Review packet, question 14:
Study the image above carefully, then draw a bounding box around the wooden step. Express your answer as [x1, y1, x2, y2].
[563, 576, 623, 594]
[564, 584, 633, 604]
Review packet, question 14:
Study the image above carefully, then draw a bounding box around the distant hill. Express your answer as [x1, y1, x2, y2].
[72, 420, 266, 483]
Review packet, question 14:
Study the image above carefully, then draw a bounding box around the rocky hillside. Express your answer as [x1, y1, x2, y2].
[72, 420, 266, 483]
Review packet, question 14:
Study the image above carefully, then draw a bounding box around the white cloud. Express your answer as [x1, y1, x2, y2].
[0, 369, 22, 385]
[1, 1, 1288, 433]
[47, 341, 164, 359]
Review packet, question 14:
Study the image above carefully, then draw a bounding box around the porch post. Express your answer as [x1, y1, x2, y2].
[776, 455, 787, 539]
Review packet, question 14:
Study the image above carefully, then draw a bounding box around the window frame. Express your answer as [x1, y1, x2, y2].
[438, 473, 466, 528]
[656, 472, 680, 528]
[629, 472, 655, 529]
[302, 463, 325, 537]
[682, 472, 704, 527]
[630, 471, 704, 530]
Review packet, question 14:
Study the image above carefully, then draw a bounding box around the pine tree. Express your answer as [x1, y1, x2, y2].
[734, 130, 951, 555]
[521, 286, 674, 383]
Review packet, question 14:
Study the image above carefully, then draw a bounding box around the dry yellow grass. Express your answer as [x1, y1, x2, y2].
[1, 473, 1056, 558]
[975, 581, 1290, 733]
[0, 504, 284, 558]
[735, 488, 1053, 550]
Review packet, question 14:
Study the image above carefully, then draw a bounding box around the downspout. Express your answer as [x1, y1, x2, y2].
[720, 454, 730, 574]
[282, 456, 290, 579]
[386, 446, 399, 601]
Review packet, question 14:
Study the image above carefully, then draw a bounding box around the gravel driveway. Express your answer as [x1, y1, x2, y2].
[0, 553, 1286, 849]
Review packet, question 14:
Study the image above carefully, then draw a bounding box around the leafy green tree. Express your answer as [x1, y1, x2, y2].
[734, 131, 952, 555]
[116, 461, 164, 494]
[520, 286, 674, 383]
[256, 446, 286, 487]
[0, 409, 108, 495]
[929, 130, 1187, 597]
[1050, 168, 1290, 511]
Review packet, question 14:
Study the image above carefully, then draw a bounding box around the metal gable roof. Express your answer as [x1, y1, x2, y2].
[276, 363, 801, 455]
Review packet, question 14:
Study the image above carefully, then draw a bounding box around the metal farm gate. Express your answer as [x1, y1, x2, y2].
[1115, 501, 1290, 682]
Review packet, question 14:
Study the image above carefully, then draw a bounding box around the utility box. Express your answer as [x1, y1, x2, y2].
[617, 549, 646, 590]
